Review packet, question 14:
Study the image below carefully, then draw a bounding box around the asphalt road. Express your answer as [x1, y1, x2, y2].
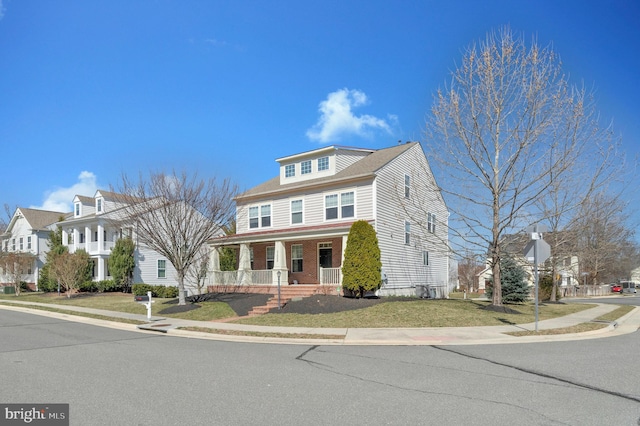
[1, 309, 638, 425]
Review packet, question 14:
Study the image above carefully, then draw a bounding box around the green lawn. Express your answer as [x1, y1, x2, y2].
[0, 292, 621, 329]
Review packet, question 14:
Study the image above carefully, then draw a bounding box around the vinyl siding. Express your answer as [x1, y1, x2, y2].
[374, 144, 449, 291]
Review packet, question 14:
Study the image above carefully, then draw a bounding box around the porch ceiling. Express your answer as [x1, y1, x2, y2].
[209, 220, 370, 246]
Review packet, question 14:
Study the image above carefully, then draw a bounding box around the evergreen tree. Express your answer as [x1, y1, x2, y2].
[487, 256, 530, 303]
[108, 237, 136, 292]
[38, 225, 68, 292]
[341, 220, 382, 298]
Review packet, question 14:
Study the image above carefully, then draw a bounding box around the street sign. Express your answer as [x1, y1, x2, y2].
[523, 239, 551, 263]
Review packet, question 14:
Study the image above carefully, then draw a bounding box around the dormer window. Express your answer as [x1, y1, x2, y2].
[285, 164, 295, 178]
[318, 156, 329, 171]
[96, 198, 103, 213]
[74, 202, 81, 217]
[301, 160, 312, 175]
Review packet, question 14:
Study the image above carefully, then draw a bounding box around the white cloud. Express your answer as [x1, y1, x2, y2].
[306, 88, 393, 143]
[31, 171, 99, 212]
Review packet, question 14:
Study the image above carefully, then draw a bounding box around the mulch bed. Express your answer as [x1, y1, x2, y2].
[157, 293, 407, 316]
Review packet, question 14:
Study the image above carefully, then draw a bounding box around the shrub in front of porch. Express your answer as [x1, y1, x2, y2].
[342, 220, 382, 298]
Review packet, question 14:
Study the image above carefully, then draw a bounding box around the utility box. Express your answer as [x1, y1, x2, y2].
[3, 286, 16, 294]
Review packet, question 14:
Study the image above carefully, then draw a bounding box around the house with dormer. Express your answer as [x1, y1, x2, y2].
[207, 142, 449, 297]
[58, 190, 180, 288]
[1, 207, 67, 290]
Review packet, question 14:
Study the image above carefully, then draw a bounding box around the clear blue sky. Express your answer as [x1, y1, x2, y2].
[1, 0, 638, 215]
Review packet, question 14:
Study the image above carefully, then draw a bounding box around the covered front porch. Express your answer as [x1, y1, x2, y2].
[207, 224, 353, 293]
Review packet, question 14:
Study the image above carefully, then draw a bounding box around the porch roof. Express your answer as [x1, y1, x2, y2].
[208, 220, 371, 246]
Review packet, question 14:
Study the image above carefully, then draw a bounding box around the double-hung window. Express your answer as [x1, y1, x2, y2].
[291, 200, 303, 224]
[404, 174, 410, 198]
[266, 246, 274, 270]
[325, 191, 355, 220]
[423, 251, 429, 266]
[291, 244, 303, 272]
[96, 198, 103, 213]
[249, 204, 272, 229]
[157, 259, 166, 278]
[27, 236, 32, 250]
[74, 203, 81, 217]
[405, 221, 411, 245]
[19, 237, 23, 251]
[325, 194, 338, 220]
[428, 213, 436, 233]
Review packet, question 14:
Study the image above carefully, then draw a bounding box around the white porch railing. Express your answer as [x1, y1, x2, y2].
[251, 270, 273, 285]
[320, 267, 342, 285]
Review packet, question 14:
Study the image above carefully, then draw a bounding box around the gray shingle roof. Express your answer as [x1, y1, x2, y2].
[18, 208, 67, 230]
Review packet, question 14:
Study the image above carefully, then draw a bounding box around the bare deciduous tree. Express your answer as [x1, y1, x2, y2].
[49, 250, 91, 298]
[427, 27, 618, 307]
[113, 170, 238, 305]
[572, 191, 635, 286]
[0, 251, 36, 295]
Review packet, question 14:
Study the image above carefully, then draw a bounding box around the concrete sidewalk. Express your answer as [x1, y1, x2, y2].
[1, 300, 638, 346]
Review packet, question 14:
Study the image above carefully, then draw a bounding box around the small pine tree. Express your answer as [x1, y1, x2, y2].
[341, 220, 382, 298]
[486, 256, 530, 303]
[499, 256, 530, 303]
[38, 225, 68, 292]
[109, 237, 136, 292]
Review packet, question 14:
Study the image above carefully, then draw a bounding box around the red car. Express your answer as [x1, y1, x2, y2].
[611, 284, 623, 293]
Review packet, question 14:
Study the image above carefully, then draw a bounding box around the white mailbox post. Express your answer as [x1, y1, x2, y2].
[134, 291, 154, 321]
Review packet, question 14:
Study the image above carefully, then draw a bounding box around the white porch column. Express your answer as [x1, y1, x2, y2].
[273, 240, 288, 286]
[341, 235, 348, 266]
[73, 228, 79, 252]
[209, 246, 221, 272]
[237, 243, 252, 285]
[62, 229, 68, 248]
[85, 225, 91, 251]
[97, 222, 104, 252]
[97, 257, 105, 280]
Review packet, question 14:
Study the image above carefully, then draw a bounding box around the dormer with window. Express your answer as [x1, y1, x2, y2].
[96, 197, 103, 214]
[74, 201, 81, 217]
[277, 146, 372, 185]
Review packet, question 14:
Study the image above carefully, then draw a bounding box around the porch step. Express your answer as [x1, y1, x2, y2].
[247, 286, 319, 316]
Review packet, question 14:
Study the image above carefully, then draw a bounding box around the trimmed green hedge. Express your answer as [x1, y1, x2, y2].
[132, 284, 179, 298]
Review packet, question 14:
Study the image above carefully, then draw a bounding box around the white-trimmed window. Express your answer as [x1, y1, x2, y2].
[405, 221, 411, 245]
[404, 174, 410, 198]
[428, 213, 436, 233]
[301, 160, 312, 175]
[341, 192, 354, 218]
[249, 204, 272, 229]
[291, 200, 303, 224]
[157, 259, 166, 278]
[27, 236, 31, 250]
[19, 237, 23, 251]
[266, 246, 274, 270]
[325, 191, 355, 220]
[291, 244, 303, 272]
[96, 198, 103, 213]
[285, 164, 295, 178]
[423, 251, 429, 266]
[12, 238, 15, 251]
[74, 202, 81, 217]
[318, 156, 329, 171]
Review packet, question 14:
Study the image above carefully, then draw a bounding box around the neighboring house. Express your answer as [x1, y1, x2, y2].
[476, 232, 581, 295]
[0, 207, 67, 290]
[58, 190, 180, 289]
[208, 142, 449, 297]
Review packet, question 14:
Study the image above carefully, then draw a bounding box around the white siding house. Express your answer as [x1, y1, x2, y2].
[1, 208, 66, 290]
[59, 190, 179, 289]
[208, 142, 450, 297]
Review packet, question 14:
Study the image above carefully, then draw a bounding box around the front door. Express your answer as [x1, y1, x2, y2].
[318, 243, 332, 284]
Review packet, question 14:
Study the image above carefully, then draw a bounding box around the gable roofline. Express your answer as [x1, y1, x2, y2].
[3, 207, 68, 236]
[237, 142, 419, 202]
[275, 145, 375, 163]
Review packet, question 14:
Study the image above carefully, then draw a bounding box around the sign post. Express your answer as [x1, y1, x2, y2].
[134, 291, 154, 320]
[524, 225, 550, 332]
